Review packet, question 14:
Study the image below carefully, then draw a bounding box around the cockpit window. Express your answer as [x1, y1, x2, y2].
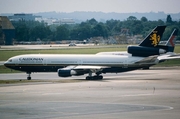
[8, 59, 12, 62]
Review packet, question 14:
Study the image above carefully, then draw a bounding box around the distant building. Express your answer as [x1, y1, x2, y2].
[35, 18, 75, 25]
[0, 16, 15, 45]
[35, 18, 57, 25]
[8, 13, 42, 21]
[53, 18, 75, 25]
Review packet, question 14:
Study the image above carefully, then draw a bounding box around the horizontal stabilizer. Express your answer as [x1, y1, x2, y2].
[158, 53, 180, 61]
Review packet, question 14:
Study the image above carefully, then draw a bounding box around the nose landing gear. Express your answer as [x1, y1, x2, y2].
[27, 72, 31, 80]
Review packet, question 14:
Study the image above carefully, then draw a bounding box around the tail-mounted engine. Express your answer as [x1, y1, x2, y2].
[127, 46, 166, 57]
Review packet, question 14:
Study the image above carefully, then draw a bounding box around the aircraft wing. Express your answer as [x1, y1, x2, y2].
[61, 65, 109, 74]
[73, 65, 107, 70]
[74, 65, 110, 73]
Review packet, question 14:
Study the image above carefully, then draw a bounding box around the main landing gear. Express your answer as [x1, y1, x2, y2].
[86, 75, 103, 80]
[142, 67, 150, 70]
[86, 72, 103, 80]
[27, 72, 31, 80]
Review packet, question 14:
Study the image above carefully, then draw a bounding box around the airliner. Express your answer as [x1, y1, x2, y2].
[4, 26, 180, 80]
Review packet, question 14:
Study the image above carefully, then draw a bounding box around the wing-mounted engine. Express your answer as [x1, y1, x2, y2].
[58, 66, 86, 77]
[58, 69, 75, 77]
[127, 46, 166, 57]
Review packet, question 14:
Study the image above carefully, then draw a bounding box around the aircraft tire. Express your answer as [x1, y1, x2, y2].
[142, 67, 150, 70]
[27, 77, 31, 80]
[99, 75, 103, 79]
[86, 76, 92, 80]
[86, 75, 103, 80]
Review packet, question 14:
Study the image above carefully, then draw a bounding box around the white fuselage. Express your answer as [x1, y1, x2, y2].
[5, 54, 143, 67]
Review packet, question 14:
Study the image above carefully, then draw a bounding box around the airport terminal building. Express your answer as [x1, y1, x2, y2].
[8, 13, 41, 21]
[0, 16, 15, 45]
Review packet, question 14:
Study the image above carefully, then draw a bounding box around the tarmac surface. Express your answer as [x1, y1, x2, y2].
[0, 67, 180, 119]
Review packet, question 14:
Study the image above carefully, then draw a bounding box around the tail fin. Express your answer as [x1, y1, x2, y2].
[165, 29, 178, 52]
[139, 26, 166, 47]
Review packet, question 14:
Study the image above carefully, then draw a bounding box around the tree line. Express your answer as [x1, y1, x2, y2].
[12, 15, 180, 42]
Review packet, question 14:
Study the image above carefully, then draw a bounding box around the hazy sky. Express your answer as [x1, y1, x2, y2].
[0, 0, 180, 14]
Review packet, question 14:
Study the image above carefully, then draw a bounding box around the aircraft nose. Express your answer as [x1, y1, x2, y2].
[3, 61, 8, 67]
[4, 60, 11, 67]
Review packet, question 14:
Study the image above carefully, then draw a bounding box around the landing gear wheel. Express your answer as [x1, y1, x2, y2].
[27, 72, 32, 80]
[86, 75, 103, 80]
[27, 77, 31, 80]
[97, 75, 103, 79]
[142, 67, 150, 70]
[86, 76, 92, 80]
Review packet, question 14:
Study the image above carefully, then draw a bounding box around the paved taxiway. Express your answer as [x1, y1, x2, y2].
[0, 67, 180, 119]
[0, 44, 96, 50]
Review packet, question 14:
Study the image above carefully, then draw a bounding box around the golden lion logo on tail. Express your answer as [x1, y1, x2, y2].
[150, 31, 160, 46]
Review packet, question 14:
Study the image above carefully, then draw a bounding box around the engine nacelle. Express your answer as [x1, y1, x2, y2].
[58, 69, 85, 77]
[127, 46, 166, 57]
